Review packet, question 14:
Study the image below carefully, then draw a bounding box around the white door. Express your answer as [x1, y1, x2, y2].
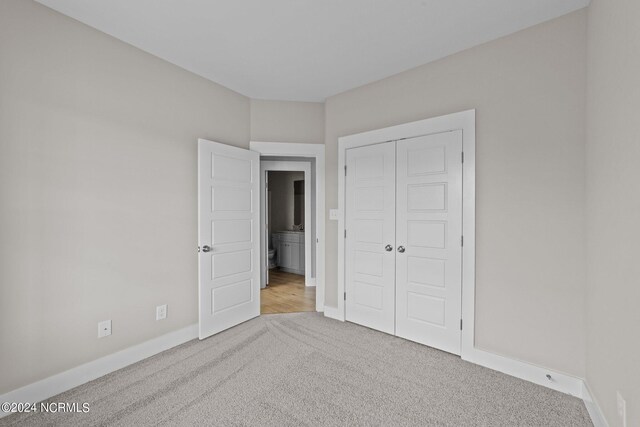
[345, 142, 396, 335]
[198, 139, 260, 340]
[395, 131, 463, 354]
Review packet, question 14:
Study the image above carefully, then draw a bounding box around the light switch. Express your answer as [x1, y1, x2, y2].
[329, 209, 340, 220]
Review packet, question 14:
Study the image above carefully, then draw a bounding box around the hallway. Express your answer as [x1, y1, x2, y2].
[260, 270, 316, 314]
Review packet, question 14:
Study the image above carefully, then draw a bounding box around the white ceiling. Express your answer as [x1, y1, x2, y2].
[36, 0, 589, 102]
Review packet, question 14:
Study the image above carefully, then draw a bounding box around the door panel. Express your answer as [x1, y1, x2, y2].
[345, 142, 396, 334]
[198, 139, 260, 340]
[395, 131, 463, 355]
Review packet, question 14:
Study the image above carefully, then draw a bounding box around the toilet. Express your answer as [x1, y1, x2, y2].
[268, 248, 276, 269]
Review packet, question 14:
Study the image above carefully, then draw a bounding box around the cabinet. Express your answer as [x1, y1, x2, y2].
[273, 231, 305, 275]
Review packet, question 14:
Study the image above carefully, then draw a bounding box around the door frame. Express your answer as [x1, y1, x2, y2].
[250, 141, 325, 312]
[260, 161, 312, 286]
[336, 109, 476, 360]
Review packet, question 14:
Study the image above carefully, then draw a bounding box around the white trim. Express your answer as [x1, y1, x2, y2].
[260, 161, 312, 286]
[583, 381, 610, 427]
[323, 306, 343, 321]
[337, 110, 475, 332]
[0, 324, 198, 418]
[250, 141, 325, 312]
[464, 347, 584, 396]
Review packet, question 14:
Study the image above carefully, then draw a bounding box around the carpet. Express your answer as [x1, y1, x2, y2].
[2, 312, 592, 426]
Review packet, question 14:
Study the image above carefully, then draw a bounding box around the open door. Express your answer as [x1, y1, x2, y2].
[198, 139, 260, 340]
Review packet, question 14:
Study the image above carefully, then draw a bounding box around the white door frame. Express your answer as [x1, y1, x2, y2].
[250, 141, 325, 312]
[336, 110, 476, 359]
[260, 161, 312, 286]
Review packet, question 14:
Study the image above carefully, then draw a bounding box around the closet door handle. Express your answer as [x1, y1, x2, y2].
[385, 244, 393, 252]
[397, 246, 405, 253]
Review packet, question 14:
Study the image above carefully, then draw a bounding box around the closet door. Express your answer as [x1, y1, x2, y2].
[345, 142, 396, 334]
[395, 131, 463, 355]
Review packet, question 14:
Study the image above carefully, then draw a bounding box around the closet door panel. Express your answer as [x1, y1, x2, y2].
[345, 142, 396, 335]
[396, 131, 463, 355]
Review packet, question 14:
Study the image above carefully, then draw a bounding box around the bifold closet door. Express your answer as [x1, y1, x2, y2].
[345, 142, 396, 335]
[395, 131, 463, 355]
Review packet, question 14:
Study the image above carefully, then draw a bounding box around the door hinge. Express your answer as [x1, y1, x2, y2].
[344, 165, 347, 176]
[461, 235, 464, 246]
[460, 319, 463, 330]
[344, 292, 347, 301]
[461, 152, 464, 163]
[344, 229, 347, 238]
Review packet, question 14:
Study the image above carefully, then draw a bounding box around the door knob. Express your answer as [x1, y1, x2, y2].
[385, 244, 393, 252]
[397, 246, 405, 253]
[202, 245, 212, 253]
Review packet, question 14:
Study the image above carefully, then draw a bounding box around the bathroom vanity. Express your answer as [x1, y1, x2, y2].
[272, 231, 305, 275]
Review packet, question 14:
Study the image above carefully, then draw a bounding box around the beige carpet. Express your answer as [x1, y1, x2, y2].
[2, 313, 592, 426]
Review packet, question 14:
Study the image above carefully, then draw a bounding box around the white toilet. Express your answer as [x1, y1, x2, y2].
[268, 248, 276, 269]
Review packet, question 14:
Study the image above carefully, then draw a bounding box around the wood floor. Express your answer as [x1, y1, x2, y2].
[261, 269, 316, 314]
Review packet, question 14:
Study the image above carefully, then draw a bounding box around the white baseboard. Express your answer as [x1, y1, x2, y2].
[464, 348, 607, 427]
[323, 305, 344, 321]
[582, 381, 609, 427]
[462, 347, 584, 397]
[0, 324, 198, 418]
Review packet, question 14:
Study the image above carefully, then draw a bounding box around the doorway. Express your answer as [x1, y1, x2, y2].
[197, 140, 325, 340]
[251, 141, 326, 314]
[260, 161, 315, 314]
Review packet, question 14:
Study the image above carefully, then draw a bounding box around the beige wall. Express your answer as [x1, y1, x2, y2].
[250, 99, 324, 144]
[0, 0, 250, 394]
[586, 0, 640, 425]
[324, 11, 588, 376]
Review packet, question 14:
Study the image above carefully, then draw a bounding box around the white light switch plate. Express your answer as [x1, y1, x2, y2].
[98, 320, 111, 338]
[329, 209, 340, 220]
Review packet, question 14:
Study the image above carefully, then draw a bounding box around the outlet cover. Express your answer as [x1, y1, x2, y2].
[98, 320, 112, 338]
[156, 304, 167, 320]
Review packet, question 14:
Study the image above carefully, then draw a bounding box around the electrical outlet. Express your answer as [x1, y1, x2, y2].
[617, 391, 627, 427]
[156, 304, 167, 320]
[98, 320, 112, 338]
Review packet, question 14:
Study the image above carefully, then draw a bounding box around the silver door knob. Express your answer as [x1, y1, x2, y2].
[385, 244, 393, 252]
[397, 246, 405, 253]
[202, 245, 212, 253]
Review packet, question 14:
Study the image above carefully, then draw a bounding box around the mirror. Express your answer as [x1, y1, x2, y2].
[294, 179, 304, 229]
[267, 171, 304, 232]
